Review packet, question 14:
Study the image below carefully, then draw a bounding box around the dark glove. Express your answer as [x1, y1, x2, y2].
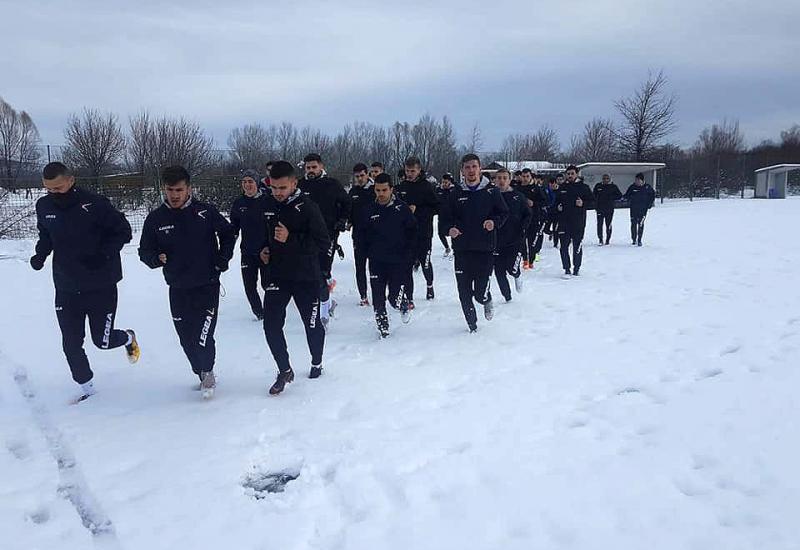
[334, 219, 348, 233]
[214, 255, 230, 273]
[80, 253, 109, 270]
[30, 255, 45, 271]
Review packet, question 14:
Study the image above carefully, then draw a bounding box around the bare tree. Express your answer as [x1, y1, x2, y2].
[127, 111, 215, 177]
[614, 69, 678, 161]
[63, 108, 127, 178]
[501, 125, 561, 161]
[570, 118, 616, 162]
[275, 122, 300, 161]
[694, 119, 745, 156]
[466, 122, 484, 153]
[780, 124, 800, 148]
[0, 96, 41, 189]
[227, 124, 276, 169]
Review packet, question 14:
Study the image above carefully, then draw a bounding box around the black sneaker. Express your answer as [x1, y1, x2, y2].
[637, 241, 642, 247]
[573, 268, 580, 276]
[269, 368, 295, 395]
[468, 324, 478, 333]
[426, 285, 435, 300]
[309, 365, 323, 379]
[376, 314, 390, 338]
[483, 299, 494, 321]
[336, 245, 345, 260]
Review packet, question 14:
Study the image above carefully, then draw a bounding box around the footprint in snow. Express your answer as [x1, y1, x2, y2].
[719, 344, 741, 356]
[5, 438, 31, 460]
[696, 367, 724, 380]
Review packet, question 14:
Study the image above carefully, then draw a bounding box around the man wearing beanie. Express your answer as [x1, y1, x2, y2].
[230, 169, 272, 320]
[30, 162, 140, 403]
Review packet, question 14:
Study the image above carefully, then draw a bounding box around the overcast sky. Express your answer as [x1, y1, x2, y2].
[2, 0, 798, 151]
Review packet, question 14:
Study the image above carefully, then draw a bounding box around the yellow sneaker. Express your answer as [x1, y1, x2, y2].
[125, 330, 140, 364]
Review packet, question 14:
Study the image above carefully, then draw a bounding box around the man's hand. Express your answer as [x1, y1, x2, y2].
[483, 220, 495, 231]
[557, 204, 563, 212]
[409, 205, 416, 213]
[214, 255, 229, 273]
[30, 255, 45, 271]
[576, 198, 584, 207]
[449, 227, 462, 238]
[158, 253, 167, 265]
[259, 247, 270, 264]
[527, 199, 533, 207]
[274, 222, 289, 243]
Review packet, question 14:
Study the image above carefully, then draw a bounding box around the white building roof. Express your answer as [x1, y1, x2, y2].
[497, 161, 566, 171]
[754, 164, 800, 174]
[578, 162, 666, 175]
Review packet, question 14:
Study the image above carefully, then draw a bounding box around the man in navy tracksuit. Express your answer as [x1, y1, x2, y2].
[230, 169, 271, 320]
[299, 153, 350, 326]
[554, 165, 595, 276]
[259, 161, 331, 395]
[441, 154, 509, 332]
[516, 169, 548, 268]
[593, 174, 622, 245]
[360, 173, 417, 338]
[30, 162, 140, 402]
[138, 166, 235, 399]
[624, 173, 657, 246]
[435, 173, 455, 258]
[493, 169, 531, 302]
[396, 156, 439, 303]
[347, 163, 376, 306]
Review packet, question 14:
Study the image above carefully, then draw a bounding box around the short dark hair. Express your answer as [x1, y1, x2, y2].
[521, 168, 532, 174]
[441, 172, 454, 182]
[162, 165, 191, 186]
[549, 177, 557, 184]
[374, 173, 393, 186]
[513, 170, 523, 177]
[397, 168, 406, 178]
[566, 165, 579, 173]
[42, 162, 71, 180]
[270, 160, 296, 180]
[370, 161, 384, 169]
[496, 168, 511, 176]
[352, 163, 368, 173]
[460, 153, 481, 166]
[635, 172, 645, 181]
[404, 156, 422, 168]
[303, 153, 322, 164]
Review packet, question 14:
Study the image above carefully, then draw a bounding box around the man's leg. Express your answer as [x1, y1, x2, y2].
[55, 290, 92, 384]
[532, 219, 545, 258]
[605, 209, 615, 244]
[559, 231, 572, 272]
[472, 252, 495, 306]
[636, 213, 646, 244]
[493, 249, 512, 301]
[169, 287, 200, 376]
[192, 284, 220, 374]
[262, 281, 294, 373]
[369, 260, 390, 333]
[630, 213, 638, 243]
[354, 244, 369, 302]
[437, 229, 450, 252]
[86, 286, 130, 352]
[291, 280, 326, 369]
[573, 227, 585, 272]
[241, 255, 264, 318]
[419, 239, 434, 288]
[597, 212, 605, 243]
[454, 252, 478, 329]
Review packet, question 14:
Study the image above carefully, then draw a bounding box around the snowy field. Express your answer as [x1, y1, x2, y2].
[1, 198, 799, 550]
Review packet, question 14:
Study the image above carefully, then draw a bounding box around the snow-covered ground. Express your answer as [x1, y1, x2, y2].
[1, 199, 799, 550]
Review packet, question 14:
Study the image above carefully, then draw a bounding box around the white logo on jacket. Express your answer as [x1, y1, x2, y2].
[81, 203, 92, 212]
[197, 209, 207, 219]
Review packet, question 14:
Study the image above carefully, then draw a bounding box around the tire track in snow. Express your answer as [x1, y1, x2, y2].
[4, 353, 123, 549]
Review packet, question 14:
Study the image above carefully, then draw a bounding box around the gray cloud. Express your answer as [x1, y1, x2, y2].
[2, 0, 798, 149]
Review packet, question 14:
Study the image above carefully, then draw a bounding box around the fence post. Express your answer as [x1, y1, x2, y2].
[47, 145, 51, 163]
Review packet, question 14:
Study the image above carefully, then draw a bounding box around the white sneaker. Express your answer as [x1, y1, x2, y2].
[484, 300, 494, 321]
[70, 381, 97, 405]
[200, 371, 216, 400]
[514, 276, 523, 293]
[401, 307, 412, 324]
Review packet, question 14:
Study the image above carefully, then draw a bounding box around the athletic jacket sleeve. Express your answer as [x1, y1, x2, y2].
[33, 203, 53, 259]
[623, 184, 634, 200]
[441, 191, 456, 231]
[335, 183, 351, 229]
[611, 184, 623, 201]
[580, 184, 596, 210]
[404, 205, 418, 247]
[138, 214, 163, 269]
[229, 199, 242, 240]
[647, 186, 656, 208]
[593, 183, 602, 200]
[96, 198, 133, 259]
[211, 206, 236, 262]
[490, 189, 510, 229]
[519, 193, 532, 231]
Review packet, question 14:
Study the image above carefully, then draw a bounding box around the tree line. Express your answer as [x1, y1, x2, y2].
[2, 69, 799, 194]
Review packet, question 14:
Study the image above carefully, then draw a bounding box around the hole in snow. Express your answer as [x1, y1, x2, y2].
[242, 470, 300, 498]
